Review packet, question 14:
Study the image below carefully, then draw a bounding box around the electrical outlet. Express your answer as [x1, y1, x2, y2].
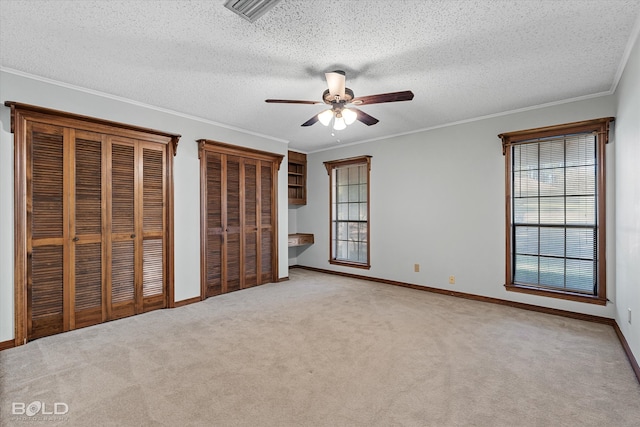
[414, 264, 420, 273]
[629, 308, 632, 324]
[449, 275, 455, 284]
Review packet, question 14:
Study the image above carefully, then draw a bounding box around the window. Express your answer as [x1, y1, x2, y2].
[499, 118, 613, 305]
[324, 156, 371, 269]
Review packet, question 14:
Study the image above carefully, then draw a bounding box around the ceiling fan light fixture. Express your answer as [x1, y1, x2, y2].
[333, 116, 346, 131]
[318, 109, 333, 126]
[342, 108, 357, 125]
[266, 71, 412, 129]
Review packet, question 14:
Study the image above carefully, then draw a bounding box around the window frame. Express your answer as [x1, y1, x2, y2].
[499, 118, 613, 305]
[324, 155, 372, 270]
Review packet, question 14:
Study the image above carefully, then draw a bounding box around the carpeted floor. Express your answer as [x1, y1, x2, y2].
[1, 269, 639, 426]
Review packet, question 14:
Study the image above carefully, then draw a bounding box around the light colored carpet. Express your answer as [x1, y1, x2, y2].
[1, 269, 639, 426]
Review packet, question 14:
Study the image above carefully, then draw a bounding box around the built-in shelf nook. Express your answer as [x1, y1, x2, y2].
[288, 150, 307, 205]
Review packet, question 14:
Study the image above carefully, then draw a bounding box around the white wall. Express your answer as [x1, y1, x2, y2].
[297, 95, 617, 319]
[0, 70, 290, 342]
[614, 32, 640, 362]
[288, 208, 299, 266]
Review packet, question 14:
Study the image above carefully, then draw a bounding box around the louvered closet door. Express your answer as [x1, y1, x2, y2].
[72, 130, 105, 329]
[205, 152, 223, 297]
[11, 102, 178, 346]
[199, 141, 280, 300]
[109, 137, 137, 320]
[28, 122, 66, 340]
[141, 142, 166, 311]
[260, 161, 275, 283]
[225, 156, 242, 293]
[243, 159, 259, 288]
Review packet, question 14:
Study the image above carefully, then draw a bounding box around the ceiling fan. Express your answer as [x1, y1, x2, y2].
[265, 70, 414, 130]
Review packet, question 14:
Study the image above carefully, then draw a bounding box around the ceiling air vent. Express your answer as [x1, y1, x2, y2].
[224, 0, 282, 22]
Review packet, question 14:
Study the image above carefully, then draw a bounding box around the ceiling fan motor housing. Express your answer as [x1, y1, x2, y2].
[323, 88, 354, 104]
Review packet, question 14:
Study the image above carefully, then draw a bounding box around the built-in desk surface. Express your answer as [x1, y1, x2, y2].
[288, 233, 314, 247]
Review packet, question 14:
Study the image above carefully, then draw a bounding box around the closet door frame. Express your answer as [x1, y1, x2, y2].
[197, 139, 283, 300]
[7, 102, 180, 347]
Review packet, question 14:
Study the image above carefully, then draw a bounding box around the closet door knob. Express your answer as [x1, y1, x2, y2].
[72, 237, 79, 242]
[131, 234, 136, 238]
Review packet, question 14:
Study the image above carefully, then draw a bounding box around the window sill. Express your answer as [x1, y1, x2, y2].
[329, 259, 371, 270]
[505, 283, 607, 306]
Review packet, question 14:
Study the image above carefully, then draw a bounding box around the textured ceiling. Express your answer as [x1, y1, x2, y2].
[1, 0, 639, 152]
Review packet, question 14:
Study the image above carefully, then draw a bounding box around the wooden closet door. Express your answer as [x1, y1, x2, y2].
[72, 130, 105, 329]
[259, 160, 275, 283]
[109, 137, 137, 319]
[198, 140, 282, 300]
[243, 159, 259, 288]
[27, 122, 66, 340]
[10, 101, 179, 347]
[205, 152, 223, 297]
[225, 156, 242, 293]
[141, 142, 166, 311]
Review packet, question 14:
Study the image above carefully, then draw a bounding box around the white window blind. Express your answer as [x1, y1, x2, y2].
[511, 133, 597, 294]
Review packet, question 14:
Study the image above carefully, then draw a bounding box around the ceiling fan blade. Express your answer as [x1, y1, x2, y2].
[301, 114, 320, 127]
[265, 99, 322, 104]
[351, 90, 414, 105]
[352, 108, 379, 126]
[325, 70, 346, 100]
